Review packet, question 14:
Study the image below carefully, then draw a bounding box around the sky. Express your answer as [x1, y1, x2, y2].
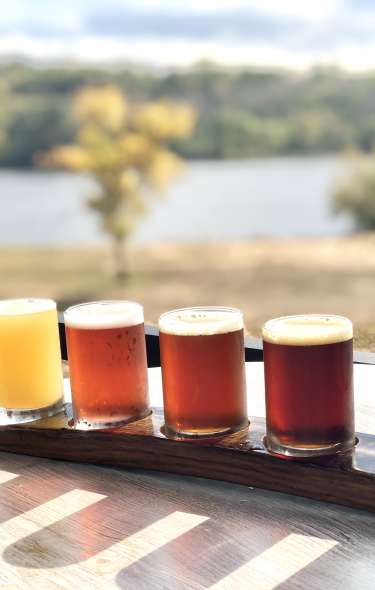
[1, 0, 375, 70]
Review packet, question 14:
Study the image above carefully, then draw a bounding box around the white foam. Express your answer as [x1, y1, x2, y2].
[158, 307, 244, 336]
[64, 300, 144, 330]
[0, 298, 56, 316]
[262, 314, 353, 346]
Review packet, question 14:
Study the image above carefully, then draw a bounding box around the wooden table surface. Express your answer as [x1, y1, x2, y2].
[1, 362, 375, 590]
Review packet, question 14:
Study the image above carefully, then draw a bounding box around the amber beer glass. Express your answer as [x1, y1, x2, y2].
[263, 314, 355, 458]
[64, 301, 150, 429]
[159, 307, 248, 438]
[0, 298, 63, 425]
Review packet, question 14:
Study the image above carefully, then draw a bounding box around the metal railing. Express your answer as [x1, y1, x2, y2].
[58, 316, 373, 366]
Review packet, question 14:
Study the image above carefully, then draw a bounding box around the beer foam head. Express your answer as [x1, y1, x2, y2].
[262, 314, 353, 346]
[64, 300, 144, 330]
[159, 307, 244, 336]
[0, 298, 56, 316]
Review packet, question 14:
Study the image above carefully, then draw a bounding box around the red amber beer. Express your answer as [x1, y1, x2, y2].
[65, 301, 150, 429]
[159, 307, 248, 439]
[263, 314, 355, 458]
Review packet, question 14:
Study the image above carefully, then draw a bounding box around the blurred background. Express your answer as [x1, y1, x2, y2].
[2, 0, 375, 347]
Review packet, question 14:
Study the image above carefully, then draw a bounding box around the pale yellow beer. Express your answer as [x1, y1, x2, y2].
[0, 299, 63, 424]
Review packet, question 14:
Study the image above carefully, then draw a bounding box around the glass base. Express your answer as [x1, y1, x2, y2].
[264, 433, 357, 459]
[0, 397, 64, 426]
[162, 419, 250, 441]
[73, 408, 152, 430]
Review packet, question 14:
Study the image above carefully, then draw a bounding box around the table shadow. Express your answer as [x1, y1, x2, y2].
[2, 467, 375, 590]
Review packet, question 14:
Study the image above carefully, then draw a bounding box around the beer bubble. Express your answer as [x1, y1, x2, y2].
[64, 300, 144, 330]
[262, 314, 353, 346]
[0, 298, 56, 316]
[159, 307, 244, 336]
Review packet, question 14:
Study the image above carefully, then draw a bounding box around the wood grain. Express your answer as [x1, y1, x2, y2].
[0, 403, 374, 513]
[2, 363, 375, 589]
[3, 451, 375, 589]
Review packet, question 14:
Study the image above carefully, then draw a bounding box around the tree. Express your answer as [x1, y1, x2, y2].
[3, 99, 74, 167]
[287, 110, 353, 153]
[333, 152, 375, 229]
[38, 85, 196, 278]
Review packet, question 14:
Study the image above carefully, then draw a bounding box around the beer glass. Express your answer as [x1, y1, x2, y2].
[64, 300, 150, 429]
[159, 306, 248, 439]
[0, 298, 63, 425]
[262, 314, 355, 458]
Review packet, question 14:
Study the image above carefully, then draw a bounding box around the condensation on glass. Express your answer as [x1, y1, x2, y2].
[64, 300, 150, 429]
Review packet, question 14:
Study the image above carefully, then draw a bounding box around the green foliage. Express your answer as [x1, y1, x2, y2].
[333, 154, 375, 230]
[357, 117, 375, 152]
[1, 63, 375, 164]
[3, 98, 74, 167]
[176, 111, 289, 158]
[286, 110, 354, 153]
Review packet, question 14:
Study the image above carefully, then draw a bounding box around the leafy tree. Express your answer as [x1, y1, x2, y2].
[333, 153, 375, 229]
[286, 110, 353, 153]
[357, 118, 375, 152]
[3, 62, 375, 164]
[38, 85, 195, 278]
[3, 99, 74, 167]
[176, 110, 289, 159]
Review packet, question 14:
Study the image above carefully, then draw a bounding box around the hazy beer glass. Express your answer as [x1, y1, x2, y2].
[65, 300, 150, 429]
[0, 298, 63, 424]
[263, 314, 355, 458]
[159, 307, 248, 439]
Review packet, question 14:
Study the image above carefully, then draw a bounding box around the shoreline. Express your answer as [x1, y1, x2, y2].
[1, 235, 375, 349]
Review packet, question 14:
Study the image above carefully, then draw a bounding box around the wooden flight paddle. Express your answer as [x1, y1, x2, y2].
[0, 404, 374, 513]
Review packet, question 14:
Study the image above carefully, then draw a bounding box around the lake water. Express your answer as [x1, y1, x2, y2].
[0, 156, 353, 245]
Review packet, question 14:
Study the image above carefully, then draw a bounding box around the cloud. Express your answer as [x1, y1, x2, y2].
[0, 2, 297, 43]
[86, 6, 297, 42]
[1, 0, 372, 51]
[0, 0, 374, 69]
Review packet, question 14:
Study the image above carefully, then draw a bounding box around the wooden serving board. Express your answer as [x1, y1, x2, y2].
[0, 404, 374, 513]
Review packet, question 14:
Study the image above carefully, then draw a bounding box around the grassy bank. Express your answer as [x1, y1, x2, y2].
[2, 235, 375, 350]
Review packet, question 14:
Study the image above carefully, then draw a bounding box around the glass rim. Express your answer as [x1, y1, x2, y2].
[64, 299, 143, 316]
[159, 305, 243, 320]
[0, 298, 56, 317]
[158, 306, 244, 336]
[263, 313, 352, 331]
[64, 300, 144, 330]
[262, 313, 353, 346]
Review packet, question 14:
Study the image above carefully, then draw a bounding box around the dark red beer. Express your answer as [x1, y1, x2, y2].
[65, 301, 149, 429]
[263, 315, 355, 458]
[159, 307, 248, 438]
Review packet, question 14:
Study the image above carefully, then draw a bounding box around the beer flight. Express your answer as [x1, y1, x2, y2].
[0, 298, 355, 459]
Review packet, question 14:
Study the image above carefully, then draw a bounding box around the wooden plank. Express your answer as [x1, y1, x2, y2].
[4, 451, 375, 590]
[2, 363, 375, 589]
[0, 405, 374, 513]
